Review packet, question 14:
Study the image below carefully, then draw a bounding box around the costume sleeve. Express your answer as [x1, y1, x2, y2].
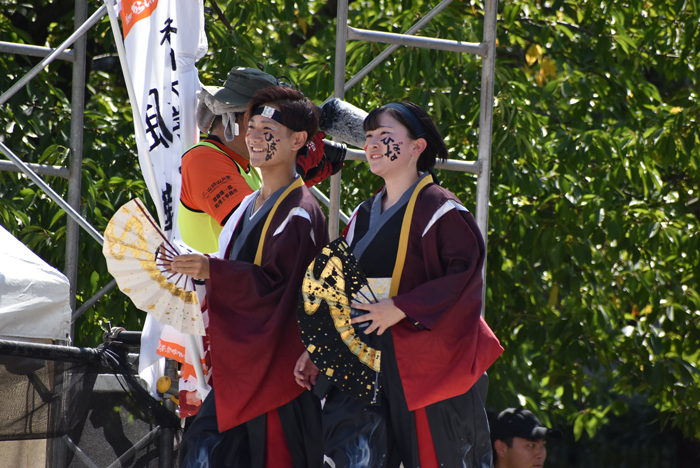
[180, 148, 254, 226]
[208, 214, 319, 309]
[391, 199, 484, 331]
[204, 200, 329, 431]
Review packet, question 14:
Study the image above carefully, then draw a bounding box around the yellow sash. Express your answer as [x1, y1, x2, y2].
[254, 177, 305, 266]
[388, 174, 434, 298]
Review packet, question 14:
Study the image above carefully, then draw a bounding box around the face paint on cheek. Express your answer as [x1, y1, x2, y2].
[263, 132, 277, 161]
[381, 136, 401, 161]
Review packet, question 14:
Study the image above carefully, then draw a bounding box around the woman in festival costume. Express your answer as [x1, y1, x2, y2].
[294, 102, 504, 468]
[169, 86, 329, 468]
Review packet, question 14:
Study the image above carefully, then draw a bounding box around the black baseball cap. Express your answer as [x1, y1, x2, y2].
[491, 408, 562, 442]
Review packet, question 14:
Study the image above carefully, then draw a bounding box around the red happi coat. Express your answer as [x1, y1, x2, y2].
[206, 179, 329, 432]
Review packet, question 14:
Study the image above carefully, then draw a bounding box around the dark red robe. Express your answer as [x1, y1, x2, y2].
[319, 175, 502, 467]
[206, 181, 329, 432]
[346, 179, 503, 412]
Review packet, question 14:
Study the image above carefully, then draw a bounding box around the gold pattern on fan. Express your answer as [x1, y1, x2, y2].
[301, 255, 381, 372]
[301, 255, 348, 315]
[104, 213, 197, 304]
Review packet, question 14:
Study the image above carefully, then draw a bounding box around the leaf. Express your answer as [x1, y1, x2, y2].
[525, 44, 543, 66]
[502, 4, 521, 27]
[90, 271, 100, 292]
[547, 284, 560, 307]
[49, 210, 65, 228]
[573, 414, 585, 440]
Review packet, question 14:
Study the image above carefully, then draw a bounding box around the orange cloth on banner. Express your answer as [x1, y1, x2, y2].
[120, 0, 160, 37]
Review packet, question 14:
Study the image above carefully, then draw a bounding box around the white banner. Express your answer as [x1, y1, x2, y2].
[118, 0, 207, 393]
[120, 0, 207, 240]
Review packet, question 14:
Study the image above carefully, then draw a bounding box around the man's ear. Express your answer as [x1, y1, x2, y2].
[494, 439, 508, 457]
[291, 131, 308, 152]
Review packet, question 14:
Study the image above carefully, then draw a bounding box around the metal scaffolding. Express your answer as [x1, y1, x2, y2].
[0, 0, 498, 464]
[328, 0, 498, 314]
[0, 1, 110, 335]
[0, 0, 498, 325]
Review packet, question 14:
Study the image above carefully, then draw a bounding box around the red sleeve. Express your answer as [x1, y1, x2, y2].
[390, 188, 502, 410]
[205, 193, 330, 431]
[180, 147, 255, 225]
[391, 195, 483, 330]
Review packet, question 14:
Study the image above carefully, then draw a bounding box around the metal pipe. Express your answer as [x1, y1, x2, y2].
[0, 339, 101, 363]
[329, 0, 350, 239]
[310, 186, 350, 225]
[0, 142, 104, 245]
[62, 436, 101, 468]
[344, 0, 455, 92]
[0, 41, 75, 62]
[0, 4, 106, 107]
[66, 0, 88, 321]
[106, 427, 161, 468]
[0, 160, 69, 178]
[158, 359, 178, 468]
[475, 0, 498, 317]
[347, 27, 483, 56]
[72, 279, 118, 322]
[103, 0, 167, 230]
[344, 148, 480, 174]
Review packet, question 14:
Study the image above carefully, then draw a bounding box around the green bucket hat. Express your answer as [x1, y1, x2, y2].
[202, 67, 280, 107]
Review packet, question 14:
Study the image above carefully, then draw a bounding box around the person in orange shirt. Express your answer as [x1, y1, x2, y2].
[179, 67, 344, 253]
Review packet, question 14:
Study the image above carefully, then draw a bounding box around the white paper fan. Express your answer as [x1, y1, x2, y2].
[103, 199, 205, 336]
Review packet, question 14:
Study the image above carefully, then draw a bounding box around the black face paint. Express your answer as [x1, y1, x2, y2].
[381, 136, 402, 161]
[264, 132, 278, 161]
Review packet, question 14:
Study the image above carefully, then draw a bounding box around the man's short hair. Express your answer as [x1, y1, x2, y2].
[245, 86, 319, 144]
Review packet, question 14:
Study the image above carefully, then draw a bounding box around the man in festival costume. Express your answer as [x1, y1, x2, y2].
[168, 86, 330, 467]
[491, 408, 561, 468]
[295, 102, 503, 467]
[173, 67, 343, 417]
[179, 67, 345, 254]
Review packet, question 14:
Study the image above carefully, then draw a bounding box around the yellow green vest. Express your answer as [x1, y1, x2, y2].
[178, 141, 261, 253]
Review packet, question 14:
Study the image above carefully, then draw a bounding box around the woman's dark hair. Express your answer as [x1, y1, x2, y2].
[363, 101, 447, 172]
[245, 86, 319, 144]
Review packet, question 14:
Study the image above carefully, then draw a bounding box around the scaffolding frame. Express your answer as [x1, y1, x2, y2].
[1, 0, 498, 326]
[0, 0, 498, 465]
[328, 0, 498, 314]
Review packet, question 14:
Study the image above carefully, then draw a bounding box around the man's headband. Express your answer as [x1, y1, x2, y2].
[383, 103, 425, 139]
[251, 105, 302, 132]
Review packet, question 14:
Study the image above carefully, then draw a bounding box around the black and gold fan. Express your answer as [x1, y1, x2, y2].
[297, 237, 382, 404]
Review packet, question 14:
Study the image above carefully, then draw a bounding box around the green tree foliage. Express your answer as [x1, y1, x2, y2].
[1, 0, 698, 440]
[0, 2, 149, 344]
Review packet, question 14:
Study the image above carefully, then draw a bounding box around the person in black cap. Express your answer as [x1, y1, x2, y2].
[490, 408, 562, 468]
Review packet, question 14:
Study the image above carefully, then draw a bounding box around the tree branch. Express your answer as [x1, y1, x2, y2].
[288, 0, 357, 48]
[208, 0, 233, 35]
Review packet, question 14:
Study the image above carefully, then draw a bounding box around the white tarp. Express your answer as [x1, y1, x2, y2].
[0, 225, 71, 342]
